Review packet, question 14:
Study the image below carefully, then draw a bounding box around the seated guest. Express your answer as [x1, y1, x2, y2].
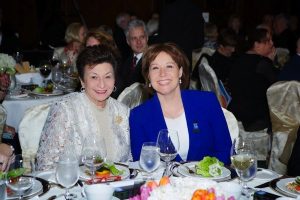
[53, 22, 87, 70]
[228, 28, 278, 132]
[37, 45, 131, 170]
[84, 29, 123, 98]
[287, 128, 300, 176]
[278, 37, 300, 81]
[130, 43, 231, 164]
[191, 29, 237, 89]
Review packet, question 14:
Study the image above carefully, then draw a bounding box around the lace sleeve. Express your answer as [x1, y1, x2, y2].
[36, 102, 72, 171]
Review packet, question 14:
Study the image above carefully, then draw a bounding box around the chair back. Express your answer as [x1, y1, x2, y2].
[117, 82, 147, 109]
[267, 81, 300, 174]
[0, 105, 7, 142]
[18, 103, 51, 172]
[222, 108, 239, 142]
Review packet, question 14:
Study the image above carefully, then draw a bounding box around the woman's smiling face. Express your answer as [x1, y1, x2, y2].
[81, 62, 115, 107]
[148, 51, 182, 96]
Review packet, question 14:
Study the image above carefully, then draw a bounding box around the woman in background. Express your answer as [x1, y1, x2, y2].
[130, 43, 231, 164]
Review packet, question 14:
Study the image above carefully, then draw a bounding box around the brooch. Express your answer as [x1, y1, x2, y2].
[192, 121, 200, 133]
[115, 116, 123, 124]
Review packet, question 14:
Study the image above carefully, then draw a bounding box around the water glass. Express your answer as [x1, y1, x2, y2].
[0, 180, 6, 200]
[56, 154, 79, 199]
[139, 142, 160, 179]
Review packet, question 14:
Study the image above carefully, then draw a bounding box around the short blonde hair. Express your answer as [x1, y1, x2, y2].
[65, 22, 83, 43]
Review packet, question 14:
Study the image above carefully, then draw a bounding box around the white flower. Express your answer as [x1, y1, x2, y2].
[0, 53, 16, 74]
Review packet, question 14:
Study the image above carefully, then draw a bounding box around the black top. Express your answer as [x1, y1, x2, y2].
[228, 53, 277, 131]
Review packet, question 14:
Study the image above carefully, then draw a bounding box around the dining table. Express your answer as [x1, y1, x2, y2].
[2, 91, 64, 132]
[10, 161, 297, 200]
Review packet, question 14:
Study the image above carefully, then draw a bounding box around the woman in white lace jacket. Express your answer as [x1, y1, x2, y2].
[37, 45, 131, 170]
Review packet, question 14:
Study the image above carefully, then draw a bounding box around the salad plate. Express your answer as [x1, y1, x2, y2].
[177, 162, 231, 181]
[30, 90, 63, 96]
[79, 164, 130, 181]
[7, 178, 43, 199]
[276, 178, 300, 198]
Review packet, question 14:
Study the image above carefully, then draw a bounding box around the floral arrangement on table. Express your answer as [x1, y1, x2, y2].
[0, 53, 16, 75]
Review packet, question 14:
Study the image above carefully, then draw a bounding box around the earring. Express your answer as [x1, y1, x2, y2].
[113, 86, 117, 92]
[148, 83, 152, 88]
[179, 78, 182, 84]
[80, 87, 85, 92]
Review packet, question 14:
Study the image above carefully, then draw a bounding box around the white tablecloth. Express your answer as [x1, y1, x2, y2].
[2, 95, 62, 132]
[26, 163, 288, 200]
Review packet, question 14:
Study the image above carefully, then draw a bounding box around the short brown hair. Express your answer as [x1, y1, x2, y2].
[142, 42, 190, 94]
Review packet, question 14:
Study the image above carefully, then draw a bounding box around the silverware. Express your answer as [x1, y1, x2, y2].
[46, 193, 64, 200]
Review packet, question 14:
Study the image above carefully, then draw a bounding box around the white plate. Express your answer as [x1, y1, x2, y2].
[177, 162, 231, 181]
[7, 178, 43, 199]
[256, 168, 280, 180]
[79, 164, 130, 181]
[276, 178, 300, 198]
[31, 90, 63, 96]
[35, 170, 56, 183]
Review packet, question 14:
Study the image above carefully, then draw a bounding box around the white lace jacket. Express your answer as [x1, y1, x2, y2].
[36, 92, 131, 171]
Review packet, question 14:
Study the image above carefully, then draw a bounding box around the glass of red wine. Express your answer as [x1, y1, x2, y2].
[39, 60, 52, 87]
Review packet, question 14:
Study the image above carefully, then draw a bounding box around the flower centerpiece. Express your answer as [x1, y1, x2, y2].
[0, 53, 16, 75]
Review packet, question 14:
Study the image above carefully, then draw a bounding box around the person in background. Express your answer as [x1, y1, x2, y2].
[37, 45, 131, 170]
[113, 12, 131, 62]
[228, 28, 278, 132]
[203, 23, 219, 50]
[0, 73, 15, 171]
[130, 43, 231, 164]
[227, 14, 246, 54]
[53, 22, 87, 69]
[278, 37, 300, 81]
[119, 19, 148, 91]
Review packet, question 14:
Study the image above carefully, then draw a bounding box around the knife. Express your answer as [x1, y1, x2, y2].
[255, 175, 284, 188]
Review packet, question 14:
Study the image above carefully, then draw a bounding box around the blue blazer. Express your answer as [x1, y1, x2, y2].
[129, 90, 232, 165]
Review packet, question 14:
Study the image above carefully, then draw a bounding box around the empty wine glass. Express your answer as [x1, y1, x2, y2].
[56, 152, 79, 199]
[51, 65, 62, 90]
[6, 154, 34, 200]
[81, 135, 106, 183]
[39, 60, 52, 87]
[139, 142, 160, 179]
[230, 136, 257, 197]
[156, 129, 179, 176]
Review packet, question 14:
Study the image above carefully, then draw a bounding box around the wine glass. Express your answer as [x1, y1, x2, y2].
[230, 136, 257, 197]
[51, 65, 62, 90]
[6, 154, 34, 200]
[81, 135, 106, 183]
[139, 142, 160, 179]
[56, 152, 79, 199]
[39, 60, 52, 87]
[156, 129, 179, 176]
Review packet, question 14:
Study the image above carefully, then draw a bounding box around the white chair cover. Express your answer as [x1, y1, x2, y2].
[267, 81, 300, 174]
[222, 108, 239, 142]
[0, 105, 7, 142]
[117, 82, 146, 109]
[192, 47, 215, 71]
[18, 103, 51, 172]
[275, 48, 290, 68]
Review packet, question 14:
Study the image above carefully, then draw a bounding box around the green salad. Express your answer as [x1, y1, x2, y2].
[0, 167, 25, 180]
[195, 156, 224, 177]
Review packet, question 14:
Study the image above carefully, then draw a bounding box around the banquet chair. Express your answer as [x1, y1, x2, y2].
[222, 108, 239, 142]
[192, 47, 215, 71]
[198, 62, 228, 108]
[18, 103, 51, 172]
[117, 82, 148, 109]
[267, 81, 300, 174]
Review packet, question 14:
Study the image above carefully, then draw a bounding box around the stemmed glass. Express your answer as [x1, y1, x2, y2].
[39, 60, 52, 87]
[81, 135, 107, 183]
[51, 65, 62, 90]
[156, 129, 180, 176]
[6, 154, 34, 200]
[56, 151, 79, 200]
[230, 136, 257, 197]
[139, 142, 160, 179]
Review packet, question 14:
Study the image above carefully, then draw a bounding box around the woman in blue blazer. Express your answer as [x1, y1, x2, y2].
[129, 43, 232, 165]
